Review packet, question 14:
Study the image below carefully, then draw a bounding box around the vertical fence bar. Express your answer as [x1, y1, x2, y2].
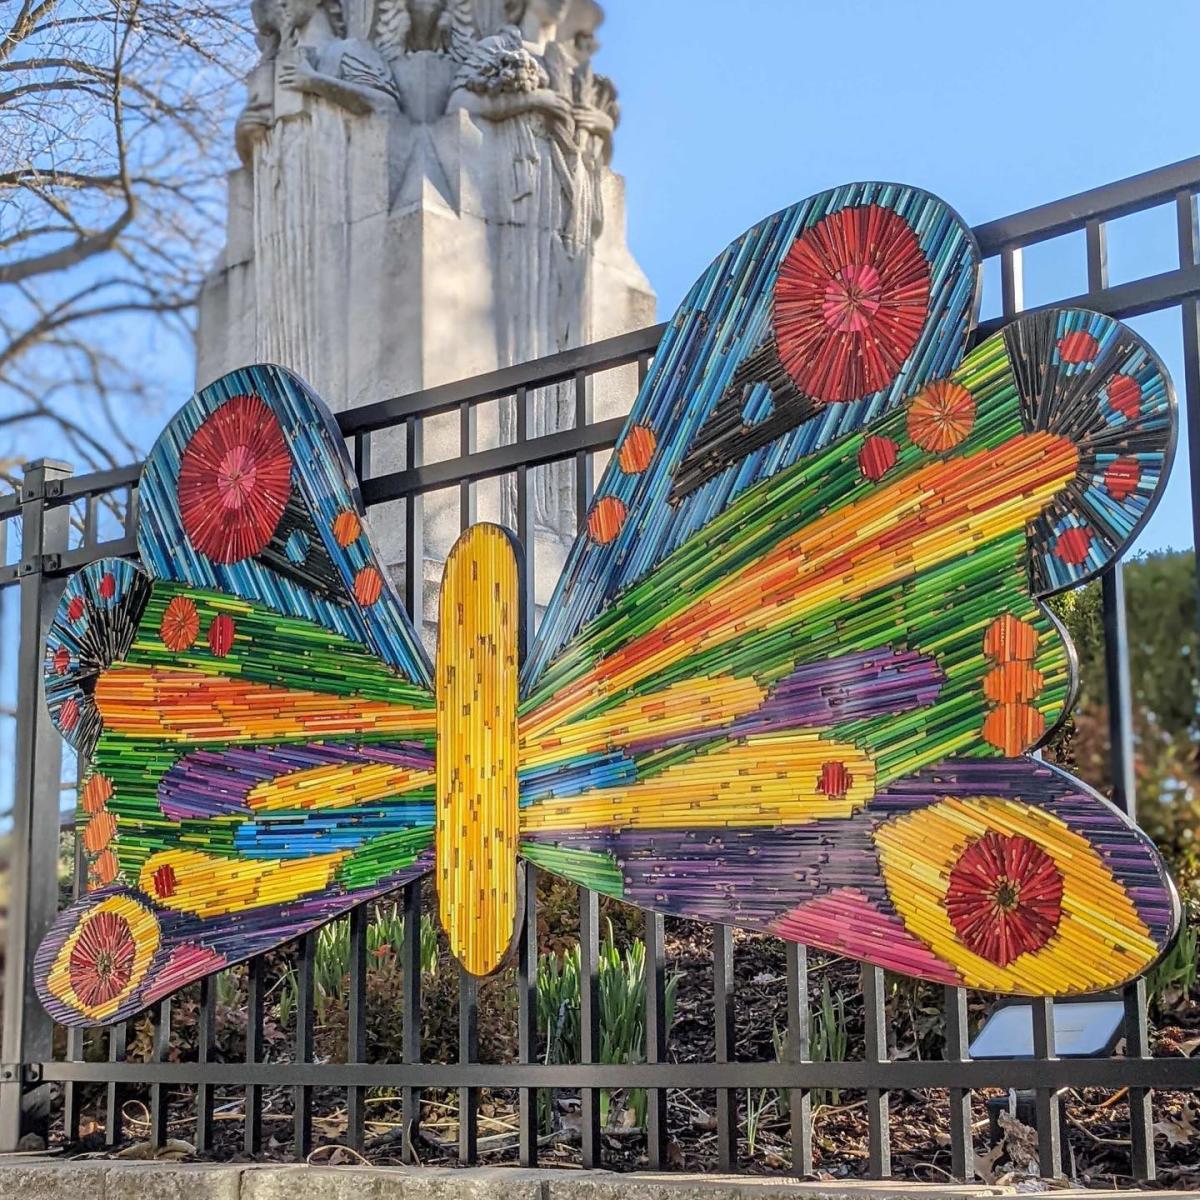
[518, 862, 539, 1166]
[457, 968, 479, 1164]
[643, 911, 668, 1169]
[105, 1023, 127, 1147]
[1176, 191, 1200, 587]
[579, 886, 602, 1168]
[404, 417, 424, 623]
[82, 494, 97, 549]
[785, 944, 813, 1175]
[944, 985, 974, 1181]
[573, 371, 593, 528]
[1031, 998, 1063, 1178]
[1099, 559, 1156, 1180]
[1102, 565, 1136, 817]
[1088, 203, 1158, 1180]
[1103, 564, 1155, 1180]
[1123, 979, 1155, 1181]
[713, 924, 737, 1172]
[195, 976, 216, 1153]
[63, 1030, 85, 1144]
[515, 387, 534, 643]
[401, 879, 422, 1162]
[0, 459, 71, 1151]
[1000, 245, 1025, 317]
[244, 956, 265, 1154]
[862, 964, 891, 1178]
[294, 931, 315, 1158]
[347, 904, 369, 1151]
[149, 1000, 171, 1148]
[459, 402, 477, 531]
[354, 433, 372, 483]
[1085, 218, 1108, 296]
[122, 483, 138, 539]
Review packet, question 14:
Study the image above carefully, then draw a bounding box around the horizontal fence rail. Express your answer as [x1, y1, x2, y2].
[3, 155, 1200, 1183]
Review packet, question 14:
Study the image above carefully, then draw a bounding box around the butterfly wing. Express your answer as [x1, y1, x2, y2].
[37, 366, 436, 1027]
[523, 183, 982, 690]
[519, 185, 1178, 996]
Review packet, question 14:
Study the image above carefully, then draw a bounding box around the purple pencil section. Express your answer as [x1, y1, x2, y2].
[623, 647, 944, 757]
[754, 648, 944, 726]
[523, 818, 887, 927]
[158, 741, 434, 820]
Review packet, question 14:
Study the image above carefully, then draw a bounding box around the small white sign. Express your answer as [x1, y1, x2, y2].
[969, 1000, 1125, 1059]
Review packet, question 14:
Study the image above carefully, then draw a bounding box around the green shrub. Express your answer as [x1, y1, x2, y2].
[1148, 906, 1199, 1014]
[535, 922, 680, 1128]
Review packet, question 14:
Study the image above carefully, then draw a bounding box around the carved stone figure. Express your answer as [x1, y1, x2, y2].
[198, 0, 654, 628]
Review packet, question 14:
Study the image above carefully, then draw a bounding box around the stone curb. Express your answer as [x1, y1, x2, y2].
[0, 1160, 1186, 1200]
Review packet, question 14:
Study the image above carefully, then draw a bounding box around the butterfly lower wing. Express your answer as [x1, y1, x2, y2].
[38, 853, 434, 1027]
[40, 588, 437, 1027]
[40, 580, 437, 1026]
[39, 739, 436, 1026]
[38, 367, 440, 1026]
[521, 756, 1176, 994]
[519, 307, 1179, 996]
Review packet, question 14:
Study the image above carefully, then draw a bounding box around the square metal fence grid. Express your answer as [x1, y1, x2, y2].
[4, 158, 1200, 1183]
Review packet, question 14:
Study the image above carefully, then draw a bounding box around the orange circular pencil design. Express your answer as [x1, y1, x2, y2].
[587, 495, 627, 544]
[333, 509, 362, 546]
[160, 594, 199, 651]
[353, 565, 384, 606]
[907, 380, 975, 451]
[618, 425, 657, 474]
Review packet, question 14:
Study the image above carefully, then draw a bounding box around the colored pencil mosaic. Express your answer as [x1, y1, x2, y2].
[36, 182, 1180, 1026]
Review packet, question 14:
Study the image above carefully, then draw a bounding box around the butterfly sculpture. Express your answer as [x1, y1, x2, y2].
[37, 182, 1180, 1027]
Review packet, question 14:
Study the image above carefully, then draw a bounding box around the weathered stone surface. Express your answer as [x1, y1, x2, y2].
[543, 1172, 1011, 1200]
[0, 1160, 1195, 1200]
[0, 1160, 110, 1200]
[240, 1164, 545, 1200]
[103, 1162, 244, 1200]
[196, 0, 655, 619]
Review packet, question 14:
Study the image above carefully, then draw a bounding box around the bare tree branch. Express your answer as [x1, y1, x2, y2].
[0, 0, 254, 482]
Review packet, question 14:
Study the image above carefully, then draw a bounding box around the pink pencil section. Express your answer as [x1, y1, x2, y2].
[772, 888, 963, 985]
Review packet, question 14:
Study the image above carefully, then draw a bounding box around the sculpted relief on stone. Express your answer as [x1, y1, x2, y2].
[203, 0, 653, 609]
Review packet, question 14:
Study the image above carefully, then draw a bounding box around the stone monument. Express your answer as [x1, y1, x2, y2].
[195, 0, 654, 627]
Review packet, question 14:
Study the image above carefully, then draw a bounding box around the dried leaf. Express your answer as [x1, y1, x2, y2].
[1154, 1102, 1199, 1147]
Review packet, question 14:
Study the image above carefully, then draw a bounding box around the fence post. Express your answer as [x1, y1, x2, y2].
[0, 459, 73, 1151]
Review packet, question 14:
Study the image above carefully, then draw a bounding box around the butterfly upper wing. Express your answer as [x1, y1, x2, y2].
[137, 363, 432, 686]
[523, 183, 982, 691]
[37, 367, 436, 1027]
[519, 185, 1178, 997]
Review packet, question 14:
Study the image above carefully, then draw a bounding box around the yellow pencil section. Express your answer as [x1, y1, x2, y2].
[436, 524, 522, 976]
[138, 848, 348, 918]
[246, 760, 435, 813]
[521, 732, 875, 833]
[519, 674, 767, 767]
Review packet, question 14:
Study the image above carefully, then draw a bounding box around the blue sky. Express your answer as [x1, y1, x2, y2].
[596, 0, 1199, 553]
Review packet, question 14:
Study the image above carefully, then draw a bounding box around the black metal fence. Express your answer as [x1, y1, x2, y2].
[4, 157, 1200, 1182]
